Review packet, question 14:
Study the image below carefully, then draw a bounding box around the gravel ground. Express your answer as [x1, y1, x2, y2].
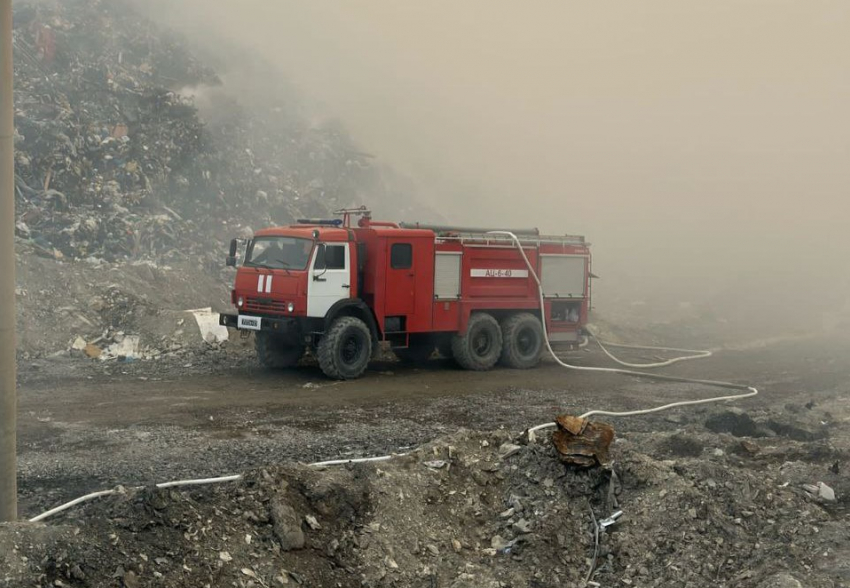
[3, 330, 849, 587]
[15, 331, 850, 517]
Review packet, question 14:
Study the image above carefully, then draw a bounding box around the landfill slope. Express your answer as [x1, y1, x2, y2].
[11, 0, 428, 359]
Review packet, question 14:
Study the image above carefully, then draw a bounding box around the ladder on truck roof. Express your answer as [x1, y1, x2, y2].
[399, 222, 586, 247]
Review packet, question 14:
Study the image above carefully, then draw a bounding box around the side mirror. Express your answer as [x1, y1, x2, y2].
[226, 238, 239, 266]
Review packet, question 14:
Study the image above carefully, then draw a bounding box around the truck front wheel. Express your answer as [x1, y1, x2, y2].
[317, 316, 372, 380]
[255, 332, 305, 369]
[499, 313, 544, 369]
[451, 312, 503, 371]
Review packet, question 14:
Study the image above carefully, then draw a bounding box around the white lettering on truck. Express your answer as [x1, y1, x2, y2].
[470, 269, 529, 278]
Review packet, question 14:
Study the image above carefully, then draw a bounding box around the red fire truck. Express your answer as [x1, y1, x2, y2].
[219, 208, 591, 379]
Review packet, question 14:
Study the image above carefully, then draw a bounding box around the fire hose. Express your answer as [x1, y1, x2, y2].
[483, 231, 758, 441]
[28, 234, 757, 523]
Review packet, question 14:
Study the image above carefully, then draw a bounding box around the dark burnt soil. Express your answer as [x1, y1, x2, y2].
[4, 331, 850, 587]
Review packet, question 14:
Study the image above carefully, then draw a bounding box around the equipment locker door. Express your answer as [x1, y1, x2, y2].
[384, 239, 416, 317]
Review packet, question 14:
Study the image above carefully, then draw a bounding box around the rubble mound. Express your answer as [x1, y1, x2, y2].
[11, 0, 431, 359]
[13, 0, 393, 263]
[2, 428, 844, 587]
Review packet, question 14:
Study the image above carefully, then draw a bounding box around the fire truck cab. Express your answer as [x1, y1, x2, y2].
[220, 207, 591, 379]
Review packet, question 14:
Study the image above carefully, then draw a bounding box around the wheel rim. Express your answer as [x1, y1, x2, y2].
[472, 327, 493, 357]
[516, 326, 538, 357]
[341, 331, 366, 366]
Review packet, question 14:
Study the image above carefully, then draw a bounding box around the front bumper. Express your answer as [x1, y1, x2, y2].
[219, 312, 306, 344]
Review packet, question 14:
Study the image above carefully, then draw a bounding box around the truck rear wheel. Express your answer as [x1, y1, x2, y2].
[499, 313, 544, 369]
[317, 316, 372, 380]
[451, 312, 503, 371]
[255, 332, 305, 369]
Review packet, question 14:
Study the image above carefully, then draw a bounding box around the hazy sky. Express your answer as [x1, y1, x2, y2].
[140, 1, 850, 318]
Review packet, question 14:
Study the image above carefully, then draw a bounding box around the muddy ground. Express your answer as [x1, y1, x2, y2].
[1, 330, 848, 586]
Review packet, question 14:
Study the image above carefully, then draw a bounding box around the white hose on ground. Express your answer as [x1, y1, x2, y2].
[28, 455, 411, 522]
[483, 231, 758, 441]
[28, 233, 757, 524]
[587, 328, 712, 368]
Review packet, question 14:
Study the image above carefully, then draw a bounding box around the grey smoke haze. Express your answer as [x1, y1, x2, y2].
[139, 1, 850, 329]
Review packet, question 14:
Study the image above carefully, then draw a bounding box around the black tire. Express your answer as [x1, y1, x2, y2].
[499, 313, 544, 369]
[451, 313, 503, 371]
[317, 316, 372, 380]
[395, 336, 436, 364]
[255, 332, 305, 369]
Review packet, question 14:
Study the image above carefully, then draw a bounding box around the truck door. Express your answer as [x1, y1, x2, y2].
[307, 243, 351, 318]
[384, 239, 416, 317]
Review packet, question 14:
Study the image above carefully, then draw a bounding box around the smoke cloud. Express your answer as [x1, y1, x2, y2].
[136, 0, 850, 333]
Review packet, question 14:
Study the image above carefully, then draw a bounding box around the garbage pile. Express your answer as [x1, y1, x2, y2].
[11, 0, 394, 266]
[3, 427, 842, 587]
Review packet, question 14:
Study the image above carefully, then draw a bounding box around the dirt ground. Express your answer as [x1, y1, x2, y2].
[2, 329, 848, 587]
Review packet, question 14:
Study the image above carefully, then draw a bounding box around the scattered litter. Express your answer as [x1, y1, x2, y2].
[304, 515, 321, 530]
[498, 442, 522, 460]
[99, 335, 141, 361]
[803, 481, 836, 502]
[189, 307, 229, 344]
[598, 510, 623, 529]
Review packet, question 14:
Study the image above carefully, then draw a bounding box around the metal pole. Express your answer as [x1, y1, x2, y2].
[0, 0, 18, 522]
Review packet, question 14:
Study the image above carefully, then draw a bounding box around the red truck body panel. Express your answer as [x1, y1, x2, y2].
[229, 215, 590, 344]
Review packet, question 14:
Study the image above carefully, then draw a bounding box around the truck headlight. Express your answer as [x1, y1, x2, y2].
[237, 296, 244, 308]
[287, 302, 295, 313]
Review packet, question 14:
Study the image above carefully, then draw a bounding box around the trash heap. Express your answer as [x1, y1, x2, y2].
[3, 427, 844, 587]
[11, 0, 396, 265]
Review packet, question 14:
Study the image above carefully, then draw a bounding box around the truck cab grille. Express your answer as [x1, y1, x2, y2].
[244, 297, 288, 314]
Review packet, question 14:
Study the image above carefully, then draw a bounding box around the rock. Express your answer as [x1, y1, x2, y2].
[269, 499, 305, 551]
[490, 535, 509, 550]
[424, 460, 447, 469]
[756, 572, 803, 588]
[664, 413, 687, 425]
[84, 343, 102, 359]
[739, 440, 760, 454]
[512, 519, 532, 534]
[508, 495, 524, 512]
[69, 565, 86, 581]
[70, 336, 87, 351]
[123, 571, 140, 588]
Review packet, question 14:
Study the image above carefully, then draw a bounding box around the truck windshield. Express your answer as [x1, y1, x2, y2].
[244, 237, 313, 270]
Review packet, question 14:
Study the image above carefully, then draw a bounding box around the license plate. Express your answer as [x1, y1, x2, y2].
[238, 315, 262, 331]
